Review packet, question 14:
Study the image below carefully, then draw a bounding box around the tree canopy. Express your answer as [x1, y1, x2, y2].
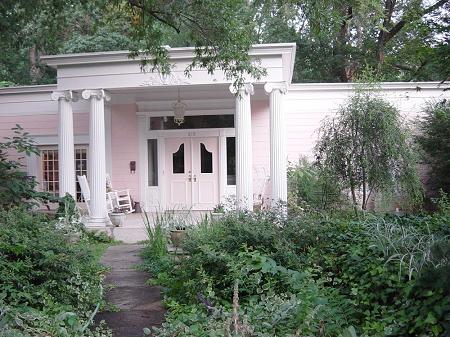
[1, 0, 449, 86]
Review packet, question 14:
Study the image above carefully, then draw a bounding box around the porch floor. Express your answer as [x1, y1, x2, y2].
[110, 211, 209, 244]
[112, 213, 147, 244]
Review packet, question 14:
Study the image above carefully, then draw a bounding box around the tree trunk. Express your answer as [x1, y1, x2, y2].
[362, 170, 367, 210]
[347, 159, 358, 215]
[333, 4, 354, 82]
[375, 0, 395, 70]
[29, 46, 41, 83]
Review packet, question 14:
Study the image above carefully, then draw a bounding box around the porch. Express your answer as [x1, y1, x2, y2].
[40, 44, 296, 231]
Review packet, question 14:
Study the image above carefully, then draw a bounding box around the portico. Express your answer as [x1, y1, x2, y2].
[40, 43, 296, 228]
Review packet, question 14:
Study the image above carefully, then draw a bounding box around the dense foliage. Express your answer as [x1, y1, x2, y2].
[287, 158, 345, 212]
[0, 207, 112, 336]
[416, 99, 450, 195]
[1, 1, 449, 86]
[0, 125, 55, 208]
[142, 202, 449, 336]
[315, 90, 422, 212]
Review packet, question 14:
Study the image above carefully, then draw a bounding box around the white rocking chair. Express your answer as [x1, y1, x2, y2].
[77, 175, 115, 215]
[106, 174, 135, 214]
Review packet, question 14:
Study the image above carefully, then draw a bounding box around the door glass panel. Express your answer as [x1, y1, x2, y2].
[226, 137, 236, 185]
[148, 139, 158, 186]
[200, 143, 213, 173]
[172, 144, 185, 173]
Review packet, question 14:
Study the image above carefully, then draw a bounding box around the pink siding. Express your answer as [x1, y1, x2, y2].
[0, 113, 88, 136]
[283, 87, 443, 163]
[110, 104, 140, 202]
[0, 113, 89, 164]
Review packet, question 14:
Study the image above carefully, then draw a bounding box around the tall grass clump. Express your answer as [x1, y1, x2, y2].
[143, 210, 168, 258]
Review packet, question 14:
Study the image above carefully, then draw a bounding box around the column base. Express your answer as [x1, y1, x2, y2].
[84, 216, 114, 238]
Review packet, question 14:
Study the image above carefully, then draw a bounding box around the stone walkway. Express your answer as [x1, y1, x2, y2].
[96, 244, 165, 337]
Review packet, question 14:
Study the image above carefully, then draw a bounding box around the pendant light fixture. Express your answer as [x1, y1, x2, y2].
[172, 86, 187, 126]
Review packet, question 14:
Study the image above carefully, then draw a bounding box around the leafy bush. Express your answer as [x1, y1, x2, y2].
[315, 92, 422, 211]
[287, 158, 345, 212]
[142, 211, 352, 336]
[143, 205, 449, 336]
[417, 99, 450, 195]
[0, 125, 55, 208]
[283, 210, 449, 336]
[0, 207, 111, 336]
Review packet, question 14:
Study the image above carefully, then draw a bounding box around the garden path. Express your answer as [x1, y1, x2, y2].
[95, 244, 165, 337]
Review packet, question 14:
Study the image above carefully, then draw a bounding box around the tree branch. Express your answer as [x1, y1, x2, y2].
[127, 0, 181, 34]
[384, 0, 448, 44]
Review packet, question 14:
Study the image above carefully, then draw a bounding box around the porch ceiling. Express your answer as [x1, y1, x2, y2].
[107, 83, 267, 106]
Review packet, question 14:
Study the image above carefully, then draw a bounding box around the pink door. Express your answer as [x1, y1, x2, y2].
[165, 137, 219, 210]
[191, 138, 219, 210]
[165, 138, 192, 209]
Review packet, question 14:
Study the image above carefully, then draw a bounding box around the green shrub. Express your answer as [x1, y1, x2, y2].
[0, 207, 111, 336]
[0, 125, 55, 209]
[284, 211, 449, 336]
[143, 211, 351, 336]
[417, 100, 450, 195]
[287, 158, 344, 212]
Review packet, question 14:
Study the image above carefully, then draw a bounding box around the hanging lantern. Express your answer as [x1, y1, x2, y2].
[172, 87, 186, 126]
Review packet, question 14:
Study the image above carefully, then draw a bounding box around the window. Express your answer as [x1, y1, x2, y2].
[41, 146, 88, 201]
[147, 139, 158, 186]
[200, 143, 213, 173]
[150, 115, 234, 130]
[41, 149, 59, 197]
[172, 144, 185, 173]
[226, 137, 236, 185]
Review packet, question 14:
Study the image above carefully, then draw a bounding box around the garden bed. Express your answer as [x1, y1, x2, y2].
[141, 206, 449, 336]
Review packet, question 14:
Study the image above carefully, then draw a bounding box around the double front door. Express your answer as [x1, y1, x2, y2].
[165, 137, 219, 210]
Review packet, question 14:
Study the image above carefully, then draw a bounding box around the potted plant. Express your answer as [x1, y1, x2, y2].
[211, 203, 225, 221]
[109, 207, 126, 227]
[170, 224, 187, 247]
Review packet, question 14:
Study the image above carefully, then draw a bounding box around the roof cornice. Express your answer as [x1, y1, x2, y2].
[0, 84, 57, 95]
[41, 43, 297, 68]
[288, 81, 449, 91]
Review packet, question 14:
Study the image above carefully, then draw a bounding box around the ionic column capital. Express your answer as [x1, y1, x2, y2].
[51, 90, 78, 102]
[264, 82, 288, 95]
[229, 83, 254, 96]
[81, 89, 111, 101]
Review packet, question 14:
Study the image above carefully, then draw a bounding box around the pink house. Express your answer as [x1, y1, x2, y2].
[0, 43, 448, 231]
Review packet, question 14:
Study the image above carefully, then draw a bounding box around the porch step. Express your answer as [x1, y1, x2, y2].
[112, 227, 148, 243]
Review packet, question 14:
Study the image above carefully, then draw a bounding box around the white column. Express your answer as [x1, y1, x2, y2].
[51, 90, 76, 198]
[82, 89, 111, 225]
[230, 83, 254, 210]
[264, 82, 288, 205]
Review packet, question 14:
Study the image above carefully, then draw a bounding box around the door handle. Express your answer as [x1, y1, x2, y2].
[193, 174, 197, 182]
[188, 174, 192, 182]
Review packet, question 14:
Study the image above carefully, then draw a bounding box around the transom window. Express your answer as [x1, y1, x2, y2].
[40, 146, 88, 201]
[150, 115, 234, 130]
